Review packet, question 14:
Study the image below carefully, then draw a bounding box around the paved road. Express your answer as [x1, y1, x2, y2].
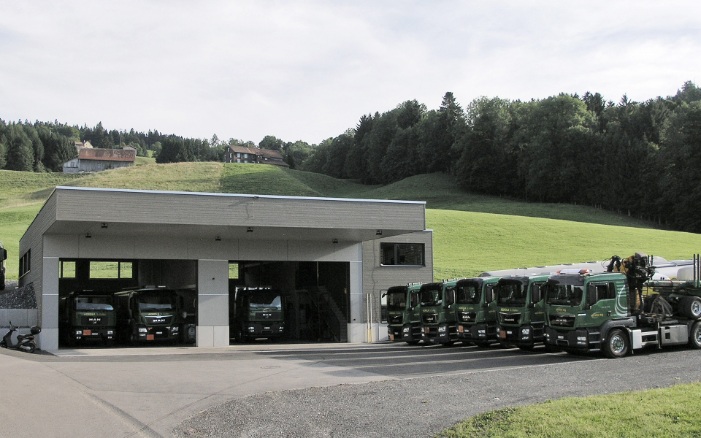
[1, 342, 700, 437]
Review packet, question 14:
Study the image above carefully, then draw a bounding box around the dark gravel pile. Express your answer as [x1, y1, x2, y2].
[0, 281, 37, 309]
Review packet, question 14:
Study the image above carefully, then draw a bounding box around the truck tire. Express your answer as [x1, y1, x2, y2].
[603, 329, 629, 358]
[689, 321, 701, 349]
[679, 296, 701, 319]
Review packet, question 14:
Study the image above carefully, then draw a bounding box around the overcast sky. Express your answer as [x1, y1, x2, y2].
[1, 1, 699, 145]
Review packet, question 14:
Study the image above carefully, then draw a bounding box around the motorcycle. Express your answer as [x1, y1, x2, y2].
[0, 321, 41, 353]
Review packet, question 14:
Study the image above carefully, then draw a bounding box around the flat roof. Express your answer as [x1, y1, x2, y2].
[23, 186, 428, 243]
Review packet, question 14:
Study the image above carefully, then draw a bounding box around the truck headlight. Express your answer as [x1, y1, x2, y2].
[138, 327, 148, 333]
[521, 327, 531, 335]
[402, 327, 410, 334]
[172, 326, 179, 333]
[248, 326, 255, 332]
[438, 325, 447, 333]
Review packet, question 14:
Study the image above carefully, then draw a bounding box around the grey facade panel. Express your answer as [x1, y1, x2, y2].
[53, 188, 425, 231]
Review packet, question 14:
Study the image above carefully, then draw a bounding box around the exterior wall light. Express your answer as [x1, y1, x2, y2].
[246, 227, 254, 233]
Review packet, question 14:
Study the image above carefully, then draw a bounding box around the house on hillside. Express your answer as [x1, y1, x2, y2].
[225, 146, 288, 167]
[62, 147, 136, 173]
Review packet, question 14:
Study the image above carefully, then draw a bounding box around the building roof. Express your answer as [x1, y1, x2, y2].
[23, 186, 427, 244]
[78, 148, 136, 162]
[229, 146, 283, 160]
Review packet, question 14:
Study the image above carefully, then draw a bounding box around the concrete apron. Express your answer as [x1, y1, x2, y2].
[0, 344, 393, 437]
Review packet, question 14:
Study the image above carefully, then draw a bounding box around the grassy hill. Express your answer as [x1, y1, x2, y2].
[2, 163, 701, 280]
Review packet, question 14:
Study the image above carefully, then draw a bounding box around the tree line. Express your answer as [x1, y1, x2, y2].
[301, 82, 701, 233]
[0, 120, 315, 172]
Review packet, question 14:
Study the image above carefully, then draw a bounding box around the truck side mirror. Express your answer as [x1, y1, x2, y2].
[1, 248, 6, 261]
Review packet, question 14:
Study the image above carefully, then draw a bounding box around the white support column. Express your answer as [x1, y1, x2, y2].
[196, 260, 230, 347]
[41, 257, 60, 352]
[347, 244, 365, 342]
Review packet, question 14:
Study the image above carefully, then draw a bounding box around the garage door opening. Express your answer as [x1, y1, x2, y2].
[57, 258, 198, 348]
[229, 261, 349, 344]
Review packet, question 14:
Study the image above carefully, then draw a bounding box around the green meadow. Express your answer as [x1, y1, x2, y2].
[2, 163, 701, 280]
[2, 163, 701, 437]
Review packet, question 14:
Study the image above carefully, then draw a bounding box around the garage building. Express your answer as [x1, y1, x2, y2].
[19, 186, 433, 352]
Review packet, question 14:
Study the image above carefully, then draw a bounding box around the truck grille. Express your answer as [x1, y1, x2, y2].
[422, 313, 437, 324]
[389, 315, 403, 324]
[459, 312, 476, 323]
[500, 312, 520, 325]
[254, 311, 282, 320]
[549, 315, 575, 327]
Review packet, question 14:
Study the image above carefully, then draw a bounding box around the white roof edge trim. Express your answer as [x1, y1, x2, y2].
[54, 186, 426, 206]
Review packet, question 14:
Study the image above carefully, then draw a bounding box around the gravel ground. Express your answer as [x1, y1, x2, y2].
[173, 349, 701, 438]
[0, 281, 37, 309]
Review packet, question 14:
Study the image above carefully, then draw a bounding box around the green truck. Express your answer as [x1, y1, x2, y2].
[230, 287, 285, 342]
[455, 276, 500, 347]
[420, 279, 460, 346]
[495, 274, 549, 350]
[385, 283, 422, 344]
[59, 291, 116, 346]
[544, 254, 701, 358]
[114, 286, 185, 344]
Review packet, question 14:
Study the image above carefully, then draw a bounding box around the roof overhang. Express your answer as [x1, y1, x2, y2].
[30, 186, 427, 243]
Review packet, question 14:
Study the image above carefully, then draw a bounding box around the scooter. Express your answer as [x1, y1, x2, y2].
[0, 321, 41, 353]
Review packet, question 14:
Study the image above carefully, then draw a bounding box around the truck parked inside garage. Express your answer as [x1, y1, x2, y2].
[385, 283, 422, 344]
[544, 253, 701, 358]
[0, 242, 6, 291]
[114, 286, 184, 344]
[60, 291, 116, 346]
[455, 276, 500, 347]
[230, 287, 285, 342]
[420, 279, 460, 346]
[495, 274, 549, 350]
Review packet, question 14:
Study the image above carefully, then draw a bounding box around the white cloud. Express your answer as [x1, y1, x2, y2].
[1, 1, 699, 144]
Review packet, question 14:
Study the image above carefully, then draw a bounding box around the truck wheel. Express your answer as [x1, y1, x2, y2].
[603, 329, 629, 358]
[679, 296, 701, 319]
[689, 321, 701, 349]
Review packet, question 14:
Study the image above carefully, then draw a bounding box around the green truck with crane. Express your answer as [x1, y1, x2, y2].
[544, 253, 701, 358]
[385, 283, 422, 344]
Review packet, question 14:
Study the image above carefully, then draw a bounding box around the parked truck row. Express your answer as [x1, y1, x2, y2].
[386, 253, 701, 358]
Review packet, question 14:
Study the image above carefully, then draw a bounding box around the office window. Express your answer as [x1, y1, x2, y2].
[380, 243, 425, 266]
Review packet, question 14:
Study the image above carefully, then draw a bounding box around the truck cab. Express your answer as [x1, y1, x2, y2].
[60, 291, 116, 346]
[495, 274, 549, 350]
[455, 276, 500, 347]
[544, 269, 701, 358]
[230, 287, 285, 342]
[385, 283, 422, 345]
[420, 279, 459, 346]
[114, 286, 184, 344]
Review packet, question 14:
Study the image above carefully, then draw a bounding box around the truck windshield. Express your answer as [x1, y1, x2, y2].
[456, 282, 480, 304]
[386, 290, 407, 311]
[75, 296, 113, 311]
[546, 284, 584, 306]
[496, 282, 527, 306]
[420, 287, 442, 306]
[249, 293, 282, 310]
[137, 294, 174, 312]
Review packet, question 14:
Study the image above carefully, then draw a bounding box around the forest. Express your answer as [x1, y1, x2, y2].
[1, 81, 700, 232]
[302, 81, 701, 233]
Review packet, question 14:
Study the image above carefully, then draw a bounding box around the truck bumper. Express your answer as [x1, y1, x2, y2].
[242, 322, 285, 340]
[457, 322, 495, 343]
[544, 326, 598, 352]
[134, 325, 180, 342]
[498, 324, 543, 347]
[421, 324, 454, 345]
[388, 324, 420, 343]
[71, 327, 115, 342]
